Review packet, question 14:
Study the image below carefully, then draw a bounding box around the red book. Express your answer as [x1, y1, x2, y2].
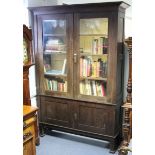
[101, 84, 105, 96]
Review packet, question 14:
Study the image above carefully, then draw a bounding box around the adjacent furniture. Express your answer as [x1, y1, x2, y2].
[118, 37, 132, 155]
[23, 105, 39, 155]
[29, 2, 130, 153]
[23, 25, 40, 155]
[23, 133, 36, 155]
[23, 24, 34, 105]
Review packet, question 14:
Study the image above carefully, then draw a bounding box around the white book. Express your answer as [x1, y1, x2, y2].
[64, 81, 67, 92]
[92, 80, 97, 96]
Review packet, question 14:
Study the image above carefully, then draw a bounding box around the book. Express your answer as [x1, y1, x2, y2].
[101, 83, 106, 96]
[61, 59, 67, 74]
[102, 37, 108, 54]
[64, 81, 67, 92]
[92, 80, 97, 96]
[92, 39, 98, 54]
[80, 57, 83, 77]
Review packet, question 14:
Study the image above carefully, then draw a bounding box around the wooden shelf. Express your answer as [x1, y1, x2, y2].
[80, 76, 107, 81]
[43, 34, 66, 37]
[80, 53, 108, 56]
[44, 51, 66, 55]
[80, 34, 108, 37]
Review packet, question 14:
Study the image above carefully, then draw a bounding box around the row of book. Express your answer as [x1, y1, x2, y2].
[45, 39, 66, 52]
[80, 57, 107, 78]
[80, 80, 106, 97]
[44, 79, 67, 92]
[92, 37, 108, 54]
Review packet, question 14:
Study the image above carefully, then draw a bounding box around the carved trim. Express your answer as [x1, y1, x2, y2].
[125, 37, 132, 103]
[119, 37, 132, 155]
[23, 24, 34, 65]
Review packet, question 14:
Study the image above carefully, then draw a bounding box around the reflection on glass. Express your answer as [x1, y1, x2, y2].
[43, 20, 66, 34]
[80, 18, 108, 35]
[43, 19, 67, 93]
[79, 18, 108, 97]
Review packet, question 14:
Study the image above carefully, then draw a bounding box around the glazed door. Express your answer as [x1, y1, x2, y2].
[74, 13, 113, 103]
[37, 14, 73, 98]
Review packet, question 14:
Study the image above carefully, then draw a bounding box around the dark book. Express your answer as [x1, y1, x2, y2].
[103, 37, 108, 54]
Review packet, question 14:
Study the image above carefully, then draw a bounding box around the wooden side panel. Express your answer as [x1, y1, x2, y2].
[116, 12, 125, 97]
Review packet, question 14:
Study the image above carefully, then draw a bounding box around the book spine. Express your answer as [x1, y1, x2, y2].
[49, 80, 52, 90]
[62, 59, 67, 74]
[103, 37, 108, 54]
[101, 83, 105, 96]
[64, 81, 67, 92]
[92, 80, 96, 96]
[92, 39, 98, 54]
[48, 80, 51, 90]
[80, 57, 83, 77]
[96, 61, 100, 77]
[83, 59, 86, 77]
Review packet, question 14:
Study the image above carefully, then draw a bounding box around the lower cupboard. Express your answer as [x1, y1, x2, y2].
[39, 96, 122, 153]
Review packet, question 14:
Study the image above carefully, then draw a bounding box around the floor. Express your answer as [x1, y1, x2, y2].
[36, 130, 132, 155]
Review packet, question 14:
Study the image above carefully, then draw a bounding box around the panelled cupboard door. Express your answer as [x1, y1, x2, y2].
[37, 14, 74, 98]
[40, 97, 72, 128]
[76, 101, 114, 135]
[73, 12, 115, 103]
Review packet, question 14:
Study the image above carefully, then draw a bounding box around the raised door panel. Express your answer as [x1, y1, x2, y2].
[77, 102, 114, 135]
[41, 97, 71, 127]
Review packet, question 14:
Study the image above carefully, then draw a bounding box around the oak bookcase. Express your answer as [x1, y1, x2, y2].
[29, 1, 129, 153]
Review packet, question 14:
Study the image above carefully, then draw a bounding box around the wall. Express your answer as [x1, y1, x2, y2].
[23, 0, 132, 105]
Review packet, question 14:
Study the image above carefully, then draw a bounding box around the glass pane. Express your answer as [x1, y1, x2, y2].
[43, 19, 67, 93]
[79, 18, 108, 97]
